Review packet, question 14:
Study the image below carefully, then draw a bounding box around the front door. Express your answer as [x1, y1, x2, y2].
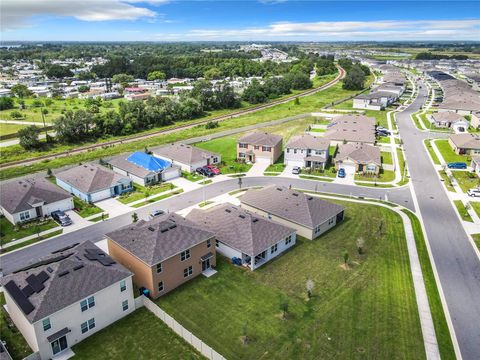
[51, 335, 68, 356]
[202, 258, 211, 271]
[35, 206, 42, 217]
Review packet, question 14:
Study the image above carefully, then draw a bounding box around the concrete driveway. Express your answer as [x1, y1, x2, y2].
[246, 161, 270, 177]
[95, 198, 132, 217]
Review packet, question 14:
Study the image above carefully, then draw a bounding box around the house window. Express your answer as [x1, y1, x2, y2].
[254, 145, 259, 150]
[207, 239, 211, 248]
[238, 152, 245, 158]
[183, 266, 193, 278]
[180, 249, 190, 261]
[120, 280, 126, 292]
[294, 149, 297, 154]
[81, 318, 95, 334]
[81, 322, 88, 334]
[122, 300, 129, 311]
[80, 296, 95, 312]
[262, 146, 271, 152]
[88, 318, 95, 330]
[271, 244, 278, 254]
[286, 148, 290, 153]
[213, 157, 218, 163]
[42, 318, 51, 331]
[285, 235, 292, 245]
[238, 143, 248, 148]
[216, 239, 219, 247]
[328, 218, 335, 225]
[158, 281, 164, 292]
[156, 263, 163, 273]
[19, 211, 30, 221]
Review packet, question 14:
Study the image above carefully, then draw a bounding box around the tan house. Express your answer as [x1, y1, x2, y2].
[237, 132, 283, 164]
[334, 143, 381, 175]
[106, 213, 216, 299]
[448, 133, 480, 155]
[240, 185, 345, 240]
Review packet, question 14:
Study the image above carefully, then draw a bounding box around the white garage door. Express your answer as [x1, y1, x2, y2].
[90, 188, 113, 203]
[339, 163, 356, 175]
[285, 159, 304, 167]
[162, 167, 181, 181]
[256, 157, 272, 164]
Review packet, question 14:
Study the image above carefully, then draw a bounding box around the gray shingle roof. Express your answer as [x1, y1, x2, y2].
[240, 185, 345, 229]
[106, 213, 214, 266]
[55, 164, 131, 194]
[285, 134, 329, 151]
[431, 112, 466, 123]
[187, 204, 294, 256]
[449, 133, 480, 150]
[323, 114, 376, 144]
[238, 132, 283, 147]
[152, 143, 219, 165]
[334, 143, 381, 166]
[0, 178, 72, 214]
[1, 241, 131, 323]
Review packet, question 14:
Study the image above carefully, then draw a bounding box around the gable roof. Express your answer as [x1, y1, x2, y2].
[323, 114, 376, 144]
[127, 152, 172, 172]
[0, 178, 72, 214]
[334, 143, 381, 166]
[55, 164, 130, 194]
[431, 112, 466, 123]
[108, 153, 172, 178]
[285, 134, 330, 150]
[2, 241, 131, 323]
[240, 185, 345, 229]
[106, 213, 214, 266]
[187, 204, 294, 256]
[152, 143, 219, 165]
[238, 132, 283, 147]
[449, 133, 480, 150]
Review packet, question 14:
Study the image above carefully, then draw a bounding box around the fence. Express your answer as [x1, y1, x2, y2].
[134, 295, 144, 309]
[142, 297, 226, 360]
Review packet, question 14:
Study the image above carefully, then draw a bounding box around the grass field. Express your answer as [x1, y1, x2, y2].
[453, 200, 473, 222]
[0, 216, 58, 245]
[434, 139, 469, 164]
[425, 140, 441, 165]
[451, 171, 479, 193]
[0, 123, 31, 137]
[72, 308, 203, 360]
[158, 201, 425, 360]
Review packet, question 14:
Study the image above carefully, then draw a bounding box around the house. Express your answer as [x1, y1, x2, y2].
[430, 112, 468, 129]
[55, 164, 133, 203]
[471, 156, 480, 177]
[353, 91, 396, 110]
[106, 213, 216, 299]
[151, 143, 221, 173]
[124, 93, 150, 101]
[323, 114, 376, 145]
[448, 133, 480, 155]
[0, 178, 74, 225]
[108, 151, 180, 186]
[240, 185, 345, 240]
[237, 132, 283, 164]
[1, 241, 134, 360]
[334, 143, 381, 175]
[284, 134, 330, 169]
[470, 112, 480, 129]
[187, 204, 296, 270]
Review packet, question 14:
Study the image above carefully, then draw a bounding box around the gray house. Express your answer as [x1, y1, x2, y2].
[284, 134, 330, 169]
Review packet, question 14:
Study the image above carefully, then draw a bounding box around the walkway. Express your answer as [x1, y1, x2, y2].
[246, 162, 270, 177]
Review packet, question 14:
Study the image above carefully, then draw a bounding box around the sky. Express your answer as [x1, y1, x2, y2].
[1, 0, 480, 42]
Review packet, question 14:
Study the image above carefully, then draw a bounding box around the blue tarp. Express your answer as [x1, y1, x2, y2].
[127, 151, 171, 172]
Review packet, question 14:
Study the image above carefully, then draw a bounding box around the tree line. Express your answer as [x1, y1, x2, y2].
[338, 58, 371, 91]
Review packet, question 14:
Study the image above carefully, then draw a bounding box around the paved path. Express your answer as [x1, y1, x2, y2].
[246, 162, 269, 177]
[396, 80, 480, 360]
[0, 119, 53, 126]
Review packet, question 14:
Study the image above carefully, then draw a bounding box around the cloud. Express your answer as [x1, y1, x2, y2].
[258, 0, 288, 4]
[1, 0, 163, 31]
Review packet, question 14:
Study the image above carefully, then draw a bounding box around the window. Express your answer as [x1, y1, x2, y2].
[328, 218, 335, 225]
[286, 148, 290, 153]
[285, 235, 292, 245]
[80, 296, 95, 312]
[262, 146, 271, 152]
[156, 263, 162, 273]
[207, 239, 211, 248]
[42, 318, 51, 331]
[271, 244, 278, 254]
[183, 266, 193, 278]
[238, 143, 248, 148]
[122, 300, 129, 311]
[213, 157, 218, 163]
[120, 280, 126, 292]
[216, 239, 219, 247]
[81, 321, 88, 334]
[180, 249, 190, 261]
[238, 152, 245, 158]
[88, 318, 95, 330]
[158, 281, 164, 292]
[19, 211, 30, 221]
[294, 149, 297, 154]
[254, 145, 259, 150]
[81, 318, 95, 334]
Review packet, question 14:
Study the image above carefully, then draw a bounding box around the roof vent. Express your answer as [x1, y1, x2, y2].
[292, 193, 299, 197]
[307, 196, 313, 200]
[58, 271, 69, 277]
[73, 264, 84, 271]
[252, 218, 258, 223]
[160, 227, 169, 233]
[239, 215, 246, 219]
[46, 267, 54, 273]
[169, 224, 177, 229]
[225, 209, 231, 213]
[148, 226, 155, 232]
[276, 188, 283, 191]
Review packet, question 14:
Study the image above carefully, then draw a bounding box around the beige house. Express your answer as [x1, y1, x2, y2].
[237, 132, 283, 164]
[106, 213, 216, 299]
[240, 185, 345, 240]
[448, 133, 480, 155]
[334, 143, 381, 175]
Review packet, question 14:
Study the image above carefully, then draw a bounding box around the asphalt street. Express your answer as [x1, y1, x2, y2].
[397, 81, 480, 360]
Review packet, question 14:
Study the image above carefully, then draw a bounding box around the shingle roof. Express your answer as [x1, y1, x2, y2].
[187, 204, 294, 256]
[152, 143, 219, 165]
[285, 134, 330, 150]
[334, 143, 381, 166]
[240, 185, 345, 229]
[55, 164, 131, 194]
[238, 132, 283, 147]
[106, 213, 214, 266]
[1, 241, 131, 323]
[127, 152, 172, 172]
[0, 178, 72, 214]
[431, 112, 466, 123]
[323, 114, 376, 144]
[108, 154, 163, 178]
[449, 133, 480, 150]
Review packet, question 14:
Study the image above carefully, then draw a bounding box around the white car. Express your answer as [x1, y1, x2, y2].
[467, 188, 480, 197]
[292, 166, 301, 175]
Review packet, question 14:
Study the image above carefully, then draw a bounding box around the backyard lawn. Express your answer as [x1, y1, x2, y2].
[451, 171, 479, 193]
[72, 308, 203, 360]
[118, 183, 176, 204]
[73, 198, 103, 218]
[434, 139, 470, 164]
[0, 216, 58, 245]
[195, 137, 252, 174]
[158, 201, 425, 360]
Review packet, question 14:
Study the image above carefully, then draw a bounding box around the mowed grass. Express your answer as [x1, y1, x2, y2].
[158, 201, 425, 360]
[381, 151, 393, 165]
[73, 197, 103, 218]
[451, 171, 479, 193]
[0, 216, 58, 245]
[434, 139, 470, 164]
[424, 139, 441, 165]
[453, 200, 473, 222]
[195, 137, 251, 174]
[471, 234, 480, 251]
[72, 308, 203, 360]
[0, 123, 30, 137]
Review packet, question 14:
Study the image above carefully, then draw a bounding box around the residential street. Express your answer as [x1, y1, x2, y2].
[397, 81, 480, 360]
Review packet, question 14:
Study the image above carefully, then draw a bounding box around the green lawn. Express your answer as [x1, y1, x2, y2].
[470, 202, 480, 219]
[425, 140, 441, 165]
[397, 148, 409, 186]
[199, 179, 213, 185]
[158, 201, 425, 360]
[0, 216, 58, 245]
[0, 123, 30, 137]
[118, 183, 176, 204]
[198, 201, 214, 208]
[265, 154, 285, 173]
[195, 137, 252, 174]
[438, 171, 455, 192]
[132, 189, 184, 208]
[453, 200, 473, 222]
[471, 234, 480, 251]
[381, 151, 393, 165]
[355, 169, 395, 183]
[89, 214, 110, 222]
[434, 139, 470, 164]
[298, 175, 334, 182]
[451, 171, 479, 193]
[182, 171, 203, 182]
[72, 308, 203, 360]
[73, 197, 103, 218]
[1, 229, 63, 254]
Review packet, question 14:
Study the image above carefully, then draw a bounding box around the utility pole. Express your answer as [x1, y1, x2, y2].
[41, 104, 48, 141]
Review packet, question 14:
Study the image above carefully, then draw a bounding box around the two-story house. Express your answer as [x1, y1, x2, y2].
[237, 132, 283, 165]
[284, 134, 330, 169]
[1, 241, 134, 360]
[106, 213, 216, 299]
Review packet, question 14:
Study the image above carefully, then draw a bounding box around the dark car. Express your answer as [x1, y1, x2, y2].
[51, 210, 72, 226]
[196, 167, 214, 177]
[338, 168, 346, 178]
[447, 162, 467, 169]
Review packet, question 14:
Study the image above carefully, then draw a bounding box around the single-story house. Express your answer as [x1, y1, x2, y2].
[284, 134, 330, 169]
[240, 185, 345, 240]
[469, 112, 480, 129]
[430, 112, 468, 130]
[55, 164, 133, 203]
[1, 241, 134, 360]
[187, 204, 296, 270]
[323, 114, 376, 146]
[237, 132, 283, 164]
[151, 143, 221, 173]
[108, 151, 180, 186]
[334, 143, 381, 175]
[0, 178, 74, 225]
[471, 156, 480, 177]
[353, 91, 396, 111]
[448, 133, 480, 155]
[107, 213, 216, 299]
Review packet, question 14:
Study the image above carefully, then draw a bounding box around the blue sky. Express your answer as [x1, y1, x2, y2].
[2, 1, 480, 41]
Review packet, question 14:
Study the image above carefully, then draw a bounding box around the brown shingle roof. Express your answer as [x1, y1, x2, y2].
[323, 114, 376, 144]
[334, 143, 381, 166]
[152, 143, 219, 165]
[238, 132, 283, 147]
[449, 133, 480, 150]
[431, 112, 466, 123]
[285, 134, 329, 150]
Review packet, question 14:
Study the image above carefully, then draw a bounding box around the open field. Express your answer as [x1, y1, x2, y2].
[0, 123, 32, 137]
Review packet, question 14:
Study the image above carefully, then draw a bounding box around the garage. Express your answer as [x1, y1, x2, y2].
[162, 166, 181, 181]
[255, 157, 272, 164]
[285, 159, 304, 167]
[339, 162, 356, 175]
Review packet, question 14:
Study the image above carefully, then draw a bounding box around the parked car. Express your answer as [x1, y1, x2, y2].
[467, 188, 480, 197]
[150, 209, 165, 218]
[196, 167, 214, 177]
[376, 130, 391, 136]
[338, 168, 346, 178]
[206, 165, 220, 175]
[51, 210, 72, 226]
[292, 166, 301, 175]
[447, 162, 467, 169]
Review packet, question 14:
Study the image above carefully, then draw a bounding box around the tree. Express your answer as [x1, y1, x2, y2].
[11, 84, 33, 98]
[132, 212, 138, 223]
[294, 97, 300, 106]
[46, 64, 73, 79]
[10, 110, 23, 119]
[18, 125, 41, 150]
[205, 120, 219, 129]
[342, 65, 366, 90]
[112, 73, 134, 86]
[343, 251, 349, 265]
[356, 237, 365, 254]
[0, 97, 14, 110]
[46, 168, 53, 177]
[285, 71, 312, 90]
[147, 71, 166, 81]
[306, 279, 314, 299]
[78, 85, 90, 93]
[204, 67, 222, 80]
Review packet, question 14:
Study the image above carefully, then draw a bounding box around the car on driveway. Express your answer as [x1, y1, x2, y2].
[292, 166, 301, 175]
[467, 188, 480, 197]
[150, 209, 165, 218]
[338, 168, 346, 178]
[447, 162, 467, 169]
[51, 210, 72, 226]
[206, 165, 220, 175]
[196, 167, 214, 177]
